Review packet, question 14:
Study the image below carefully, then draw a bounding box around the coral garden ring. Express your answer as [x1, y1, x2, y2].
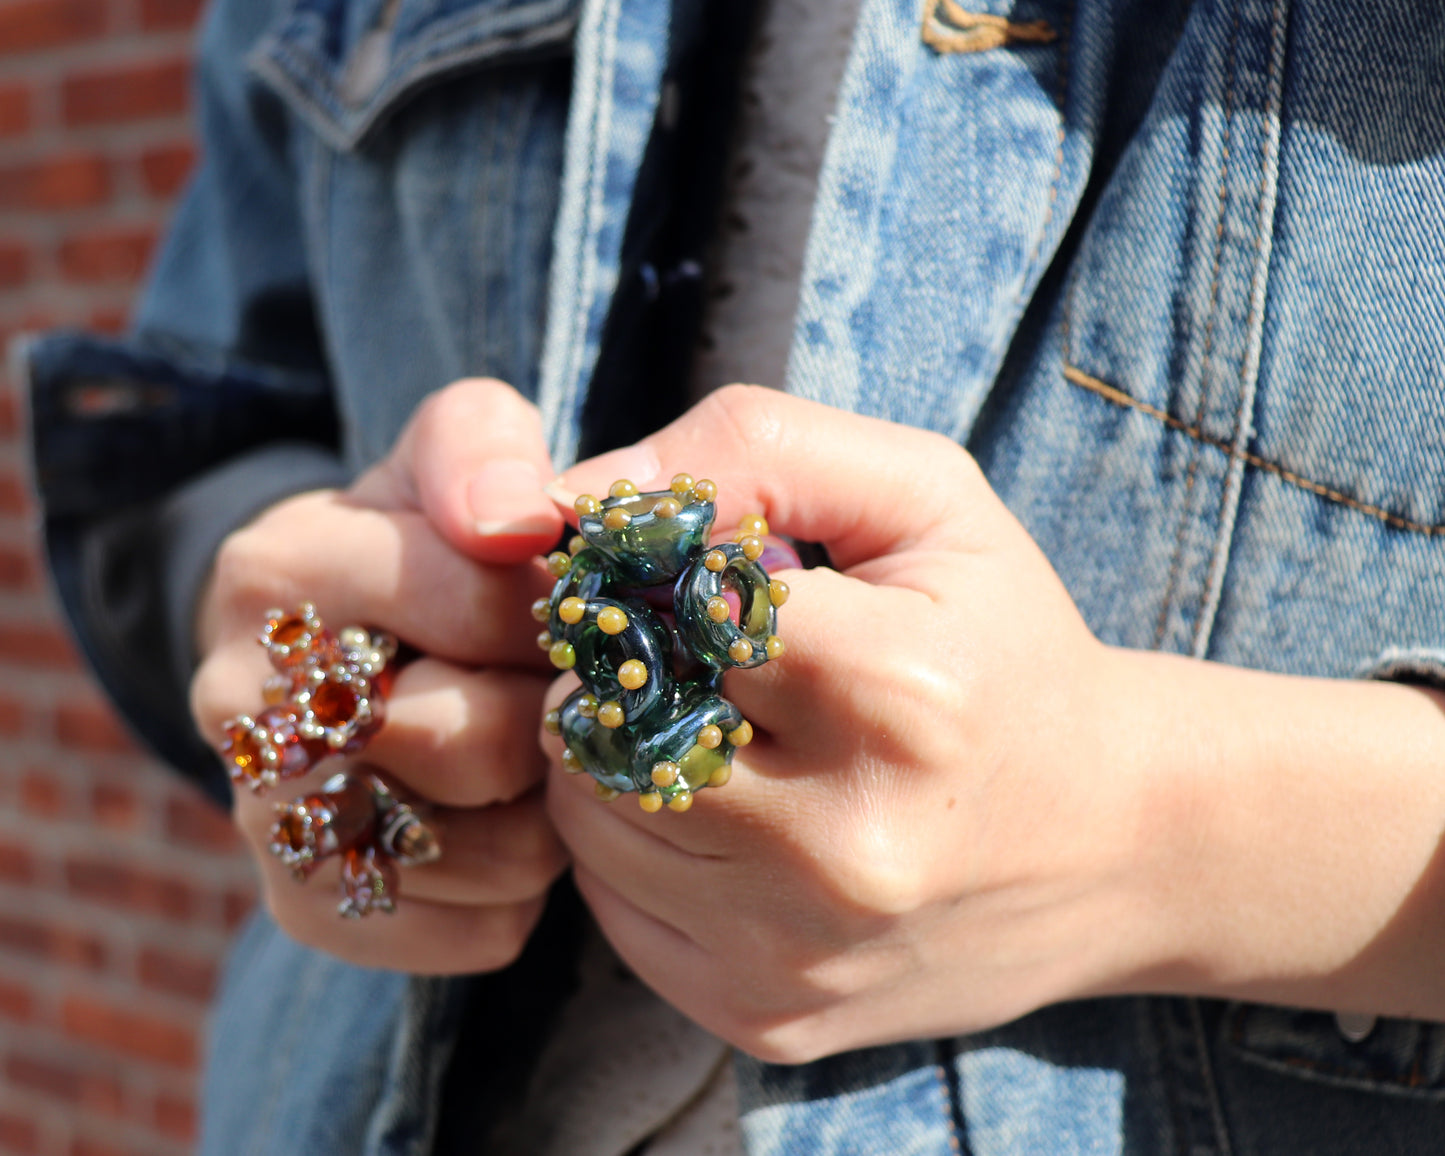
[538, 475, 792, 813]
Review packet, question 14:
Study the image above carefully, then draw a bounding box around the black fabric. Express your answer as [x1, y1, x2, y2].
[575, 0, 763, 459]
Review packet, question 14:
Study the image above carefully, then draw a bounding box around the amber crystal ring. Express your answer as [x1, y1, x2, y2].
[269, 769, 441, 918]
[220, 604, 397, 793]
[537, 474, 793, 813]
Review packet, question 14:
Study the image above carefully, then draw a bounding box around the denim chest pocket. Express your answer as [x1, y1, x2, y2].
[247, 0, 580, 150]
[1225, 1004, 1445, 1099]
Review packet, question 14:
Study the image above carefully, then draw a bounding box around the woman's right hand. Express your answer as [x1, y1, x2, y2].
[190, 379, 571, 973]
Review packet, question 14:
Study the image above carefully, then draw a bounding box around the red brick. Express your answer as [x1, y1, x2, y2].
[0, 240, 30, 289]
[138, 141, 195, 198]
[221, 886, 256, 931]
[152, 1092, 197, 1142]
[0, 1, 107, 57]
[0, 84, 30, 138]
[0, 542, 36, 589]
[5, 1055, 125, 1117]
[139, 0, 205, 32]
[137, 945, 216, 1002]
[0, 467, 31, 513]
[0, 834, 35, 883]
[60, 993, 198, 1068]
[69, 1139, 135, 1156]
[0, 390, 18, 438]
[62, 59, 189, 128]
[0, 693, 27, 736]
[0, 1110, 39, 1154]
[0, 623, 80, 670]
[87, 306, 129, 335]
[0, 974, 34, 1022]
[64, 856, 195, 921]
[164, 791, 237, 853]
[55, 697, 135, 752]
[19, 770, 67, 817]
[0, 914, 106, 969]
[90, 781, 137, 831]
[58, 226, 157, 284]
[0, 154, 110, 210]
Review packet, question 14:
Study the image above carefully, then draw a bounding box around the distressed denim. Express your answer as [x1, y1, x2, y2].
[24, 0, 1445, 1151]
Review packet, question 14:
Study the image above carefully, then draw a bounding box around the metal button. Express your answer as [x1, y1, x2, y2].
[1335, 1011, 1377, 1043]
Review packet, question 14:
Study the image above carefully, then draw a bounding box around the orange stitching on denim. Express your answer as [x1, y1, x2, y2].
[1155, 2, 1243, 648]
[1061, 363, 1445, 536]
[921, 0, 1057, 54]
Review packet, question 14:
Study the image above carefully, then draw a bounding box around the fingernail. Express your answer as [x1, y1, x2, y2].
[469, 459, 557, 537]
[545, 444, 662, 507]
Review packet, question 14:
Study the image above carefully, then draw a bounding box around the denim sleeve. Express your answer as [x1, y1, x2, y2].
[22, 0, 347, 807]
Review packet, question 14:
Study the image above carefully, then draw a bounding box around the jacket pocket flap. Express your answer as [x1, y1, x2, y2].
[249, 0, 579, 150]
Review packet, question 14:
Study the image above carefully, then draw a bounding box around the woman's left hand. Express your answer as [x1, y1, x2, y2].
[540, 386, 1164, 1062]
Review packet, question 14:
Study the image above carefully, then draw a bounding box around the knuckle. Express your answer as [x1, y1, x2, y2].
[699, 384, 784, 454]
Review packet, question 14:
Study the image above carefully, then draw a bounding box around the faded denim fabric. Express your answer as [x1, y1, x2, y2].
[24, 0, 1445, 1151]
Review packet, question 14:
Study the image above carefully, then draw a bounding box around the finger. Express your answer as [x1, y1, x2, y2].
[400, 790, 568, 905]
[261, 871, 549, 975]
[208, 493, 554, 666]
[352, 377, 564, 565]
[547, 385, 1016, 570]
[366, 659, 552, 806]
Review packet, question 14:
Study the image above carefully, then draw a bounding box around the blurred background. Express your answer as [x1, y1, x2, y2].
[0, 2, 257, 1153]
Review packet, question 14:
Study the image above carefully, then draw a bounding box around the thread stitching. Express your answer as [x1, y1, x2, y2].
[1061, 363, 1445, 536]
[1155, 2, 1243, 648]
[921, 0, 1056, 54]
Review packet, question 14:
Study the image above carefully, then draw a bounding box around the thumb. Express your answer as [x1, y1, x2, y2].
[547, 385, 1010, 570]
[362, 378, 565, 564]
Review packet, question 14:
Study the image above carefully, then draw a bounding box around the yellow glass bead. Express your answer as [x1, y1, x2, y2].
[595, 783, 621, 802]
[578, 694, 599, 718]
[670, 473, 695, 496]
[738, 513, 769, 537]
[692, 479, 718, 503]
[558, 597, 587, 624]
[704, 549, 727, 572]
[531, 598, 551, 622]
[617, 659, 648, 690]
[769, 578, 790, 607]
[667, 791, 694, 812]
[651, 761, 680, 788]
[765, 635, 785, 660]
[602, 508, 632, 531]
[728, 637, 754, 664]
[596, 606, 629, 634]
[738, 535, 764, 561]
[536, 630, 553, 651]
[561, 748, 584, 774]
[653, 497, 682, 519]
[546, 551, 572, 578]
[549, 641, 576, 670]
[543, 709, 562, 736]
[727, 720, 753, 746]
[706, 596, 730, 623]
[569, 535, 585, 556]
[698, 724, 723, 750]
[574, 494, 601, 517]
[638, 792, 663, 813]
[598, 701, 625, 729]
[708, 764, 733, 788]
[608, 479, 638, 499]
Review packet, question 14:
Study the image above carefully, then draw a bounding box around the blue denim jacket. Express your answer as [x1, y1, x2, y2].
[25, 0, 1445, 1151]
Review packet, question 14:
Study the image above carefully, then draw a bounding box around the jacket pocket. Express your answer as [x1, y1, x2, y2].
[1225, 1003, 1445, 1098]
[248, 0, 580, 150]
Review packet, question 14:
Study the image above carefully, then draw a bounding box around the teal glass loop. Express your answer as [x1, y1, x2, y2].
[673, 543, 777, 669]
[578, 489, 716, 584]
[540, 478, 782, 811]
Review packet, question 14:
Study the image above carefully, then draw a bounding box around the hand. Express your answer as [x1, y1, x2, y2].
[539, 386, 1161, 1059]
[192, 379, 571, 974]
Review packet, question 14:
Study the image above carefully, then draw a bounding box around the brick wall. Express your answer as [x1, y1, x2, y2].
[0, 3, 258, 1154]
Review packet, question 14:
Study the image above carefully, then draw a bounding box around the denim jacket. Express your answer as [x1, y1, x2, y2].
[24, 0, 1445, 1152]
